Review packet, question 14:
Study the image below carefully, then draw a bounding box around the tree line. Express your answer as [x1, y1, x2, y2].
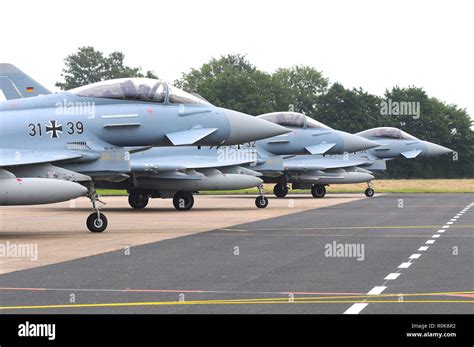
[56, 47, 473, 178]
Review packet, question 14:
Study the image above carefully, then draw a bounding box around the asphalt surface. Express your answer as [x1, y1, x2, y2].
[0, 193, 472, 314]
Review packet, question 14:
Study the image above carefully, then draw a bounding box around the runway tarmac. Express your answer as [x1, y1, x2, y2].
[0, 193, 472, 314]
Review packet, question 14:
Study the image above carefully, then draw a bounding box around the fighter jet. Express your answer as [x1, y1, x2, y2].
[91, 112, 379, 210]
[256, 112, 379, 155]
[0, 69, 289, 232]
[2, 68, 378, 212]
[263, 126, 453, 198]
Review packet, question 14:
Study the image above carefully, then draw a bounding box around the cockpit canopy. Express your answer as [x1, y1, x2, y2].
[258, 112, 331, 129]
[357, 127, 418, 140]
[68, 78, 209, 105]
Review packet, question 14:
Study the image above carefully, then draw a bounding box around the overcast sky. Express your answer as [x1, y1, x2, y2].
[1, 0, 472, 117]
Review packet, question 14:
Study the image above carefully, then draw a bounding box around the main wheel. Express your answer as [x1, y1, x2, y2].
[311, 185, 326, 198]
[365, 187, 375, 197]
[173, 192, 194, 211]
[273, 183, 289, 198]
[255, 196, 269, 208]
[128, 191, 149, 209]
[86, 213, 108, 233]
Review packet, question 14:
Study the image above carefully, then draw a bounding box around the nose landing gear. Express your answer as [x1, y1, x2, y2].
[255, 184, 269, 208]
[86, 185, 107, 233]
[365, 182, 375, 197]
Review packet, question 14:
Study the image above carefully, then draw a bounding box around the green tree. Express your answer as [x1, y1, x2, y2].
[381, 87, 473, 178]
[271, 65, 329, 116]
[56, 47, 157, 90]
[316, 82, 384, 132]
[175, 54, 277, 115]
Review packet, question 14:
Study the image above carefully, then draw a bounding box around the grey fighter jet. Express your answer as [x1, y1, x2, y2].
[3, 68, 377, 212]
[263, 126, 453, 198]
[106, 112, 379, 210]
[0, 71, 289, 232]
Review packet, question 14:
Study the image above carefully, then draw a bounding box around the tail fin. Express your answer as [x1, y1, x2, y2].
[0, 63, 51, 100]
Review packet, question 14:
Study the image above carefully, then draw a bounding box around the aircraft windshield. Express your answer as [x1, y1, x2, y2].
[357, 127, 418, 140]
[258, 112, 331, 129]
[69, 78, 166, 103]
[168, 85, 209, 105]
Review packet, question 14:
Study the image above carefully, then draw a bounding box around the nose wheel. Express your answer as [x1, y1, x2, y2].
[365, 181, 375, 197]
[255, 184, 269, 208]
[86, 184, 107, 233]
[273, 183, 289, 198]
[86, 213, 108, 233]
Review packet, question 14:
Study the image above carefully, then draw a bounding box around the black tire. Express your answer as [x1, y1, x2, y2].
[173, 192, 194, 211]
[311, 185, 326, 198]
[365, 188, 375, 197]
[128, 191, 149, 209]
[273, 183, 289, 198]
[255, 196, 269, 208]
[86, 213, 108, 233]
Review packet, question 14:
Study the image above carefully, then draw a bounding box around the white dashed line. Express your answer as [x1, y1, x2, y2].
[384, 273, 401, 280]
[342, 201, 472, 315]
[398, 262, 412, 269]
[367, 286, 387, 295]
[343, 303, 369, 315]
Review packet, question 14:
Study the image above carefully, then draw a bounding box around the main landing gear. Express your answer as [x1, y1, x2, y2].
[128, 190, 150, 209]
[365, 182, 375, 197]
[255, 184, 269, 208]
[86, 185, 107, 233]
[311, 184, 326, 198]
[273, 183, 289, 198]
[173, 191, 194, 211]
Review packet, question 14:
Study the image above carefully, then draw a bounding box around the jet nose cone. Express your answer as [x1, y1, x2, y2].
[340, 132, 380, 152]
[424, 142, 453, 157]
[222, 108, 290, 144]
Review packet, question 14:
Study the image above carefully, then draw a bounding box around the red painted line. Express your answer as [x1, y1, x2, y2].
[444, 293, 474, 298]
[0, 287, 46, 291]
[280, 292, 364, 295]
[123, 289, 208, 293]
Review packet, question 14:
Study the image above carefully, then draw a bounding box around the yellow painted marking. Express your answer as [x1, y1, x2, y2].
[1, 292, 472, 310]
[221, 225, 473, 232]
